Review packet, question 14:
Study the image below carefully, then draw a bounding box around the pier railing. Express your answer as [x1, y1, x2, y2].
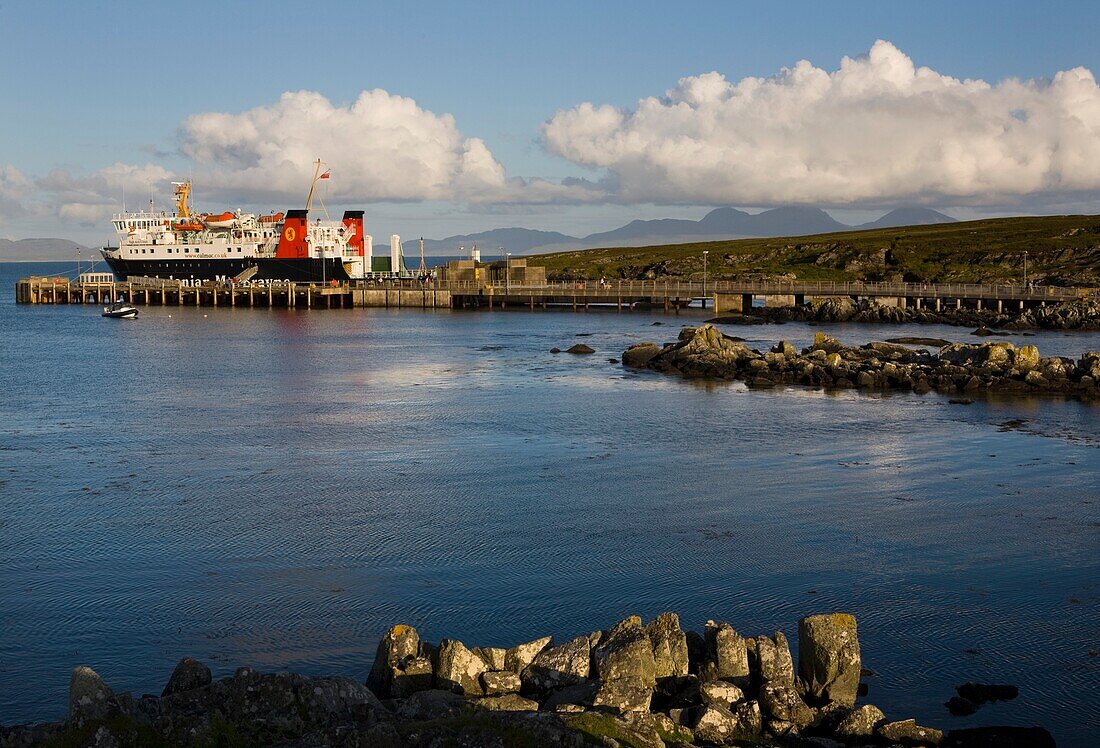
[393, 278, 1097, 302]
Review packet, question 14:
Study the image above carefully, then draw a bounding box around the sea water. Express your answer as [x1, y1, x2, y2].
[1, 263, 1097, 744]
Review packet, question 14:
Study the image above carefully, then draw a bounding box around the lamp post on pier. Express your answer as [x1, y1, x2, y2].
[505, 251, 511, 293]
[1023, 250, 1029, 289]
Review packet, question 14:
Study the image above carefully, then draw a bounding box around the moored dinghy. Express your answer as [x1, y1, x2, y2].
[102, 301, 138, 319]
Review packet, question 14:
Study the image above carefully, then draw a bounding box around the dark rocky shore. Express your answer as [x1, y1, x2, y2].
[707, 297, 1100, 331]
[1, 613, 1053, 747]
[623, 325, 1100, 399]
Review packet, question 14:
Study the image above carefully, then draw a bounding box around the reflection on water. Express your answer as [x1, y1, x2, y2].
[0, 264, 1098, 745]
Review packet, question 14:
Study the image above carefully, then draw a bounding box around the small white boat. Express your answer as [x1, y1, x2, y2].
[102, 301, 139, 319]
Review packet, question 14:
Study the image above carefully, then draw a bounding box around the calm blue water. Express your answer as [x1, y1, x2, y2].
[1, 262, 1098, 744]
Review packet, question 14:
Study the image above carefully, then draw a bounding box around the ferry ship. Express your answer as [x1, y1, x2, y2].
[101, 162, 405, 282]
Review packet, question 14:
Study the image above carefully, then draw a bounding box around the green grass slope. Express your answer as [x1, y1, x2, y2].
[531, 215, 1100, 286]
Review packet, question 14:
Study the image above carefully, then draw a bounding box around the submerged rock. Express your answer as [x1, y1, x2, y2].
[566, 343, 595, 354]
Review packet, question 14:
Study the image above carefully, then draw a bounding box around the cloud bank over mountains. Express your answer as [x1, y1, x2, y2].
[5, 40, 1100, 233]
[543, 40, 1100, 207]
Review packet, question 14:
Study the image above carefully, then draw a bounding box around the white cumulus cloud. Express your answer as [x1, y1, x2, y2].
[542, 40, 1100, 207]
[180, 89, 595, 204]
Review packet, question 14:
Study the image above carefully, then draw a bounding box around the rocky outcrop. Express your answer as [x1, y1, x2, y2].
[2, 612, 1051, 748]
[634, 325, 1100, 398]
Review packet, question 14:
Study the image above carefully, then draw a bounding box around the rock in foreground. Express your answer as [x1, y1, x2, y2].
[1, 611, 1051, 747]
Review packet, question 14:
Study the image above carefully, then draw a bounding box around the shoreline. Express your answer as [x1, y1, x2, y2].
[0, 612, 1051, 748]
[708, 297, 1100, 332]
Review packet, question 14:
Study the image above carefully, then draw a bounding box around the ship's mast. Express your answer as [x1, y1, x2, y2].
[305, 159, 324, 213]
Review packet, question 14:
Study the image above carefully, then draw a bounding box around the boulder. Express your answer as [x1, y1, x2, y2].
[812, 332, 845, 354]
[834, 703, 886, 738]
[688, 700, 762, 744]
[366, 624, 420, 698]
[760, 683, 815, 728]
[622, 342, 662, 368]
[704, 620, 750, 687]
[161, 657, 211, 697]
[798, 613, 861, 706]
[504, 635, 551, 673]
[647, 611, 689, 679]
[470, 693, 539, 712]
[594, 616, 657, 686]
[878, 718, 943, 746]
[522, 635, 591, 691]
[434, 638, 487, 695]
[389, 688, 466, 721]
[1013, 345, 1041, 373]
[566, 343, 595, 354]
[591, 678, 654, 713]
[68, 666, 118, 725]
[700, 680, 744, 709]
[480, 670, 521, 695]
[753, 632, 795, 686]
[472, 646, 506, 671]
[390, 656, 433, 698]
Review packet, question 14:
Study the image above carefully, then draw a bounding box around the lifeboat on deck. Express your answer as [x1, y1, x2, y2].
[258, 212, 284, 224]
[204, 211, 237, 229]
[173, 219, 204, 232]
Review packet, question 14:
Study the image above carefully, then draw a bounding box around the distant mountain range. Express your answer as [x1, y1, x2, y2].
[414, 207, 956, 256]
[0, 238, 90, 262]
[1, 207, 957, 261]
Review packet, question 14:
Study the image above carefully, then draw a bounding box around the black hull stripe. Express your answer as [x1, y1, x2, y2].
[102, 257, 354, 282]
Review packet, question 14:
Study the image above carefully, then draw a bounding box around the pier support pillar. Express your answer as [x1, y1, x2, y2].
[976, 299, 982, 311]
[742, 294, 753, 314]
[935, 298, 941, 311]
[996, 299, 1002, 313]
[955, 298, 961, 309]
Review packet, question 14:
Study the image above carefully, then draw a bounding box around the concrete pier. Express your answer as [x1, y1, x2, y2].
[15, 276, 1095, 313]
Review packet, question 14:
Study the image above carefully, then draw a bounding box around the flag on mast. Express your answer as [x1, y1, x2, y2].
[318, 170, 331, 180]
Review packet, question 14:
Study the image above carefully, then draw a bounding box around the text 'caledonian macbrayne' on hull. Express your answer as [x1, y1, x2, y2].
[100, 164, 411, 283]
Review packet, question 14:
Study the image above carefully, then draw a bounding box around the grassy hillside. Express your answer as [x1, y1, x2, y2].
[530, 215, 1100, 286]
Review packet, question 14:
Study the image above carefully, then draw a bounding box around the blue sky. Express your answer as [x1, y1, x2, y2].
[3, 0, 1100, 244]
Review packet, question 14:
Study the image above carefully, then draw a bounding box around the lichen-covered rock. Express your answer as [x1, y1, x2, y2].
[470, 693, 539, 712]
[504, 635, 551, 673]
[703, 620, 750, 687]
[591, 677, 654, 713]
[835, 703, 886, 738]
[366, 624, 420, 698]
[434, 638, 487, 695]
[646, 611, 689, 679]
[522, 635, 591, 691]
[161, 657, 211, 697]
[688, 700, 762, 744]
[474, 646, 507, 671]
[760, 683, 815, 728]
[798, 612, 861, 706]
[480, 670, 521, 695]
[878, 718, 943, 745]
[700, 680, 744, 709]
[754, 632, 794, 686]
[390, 656, 433, 698]
[594, 616, 657, 686]
[68, 666, 118, 725]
